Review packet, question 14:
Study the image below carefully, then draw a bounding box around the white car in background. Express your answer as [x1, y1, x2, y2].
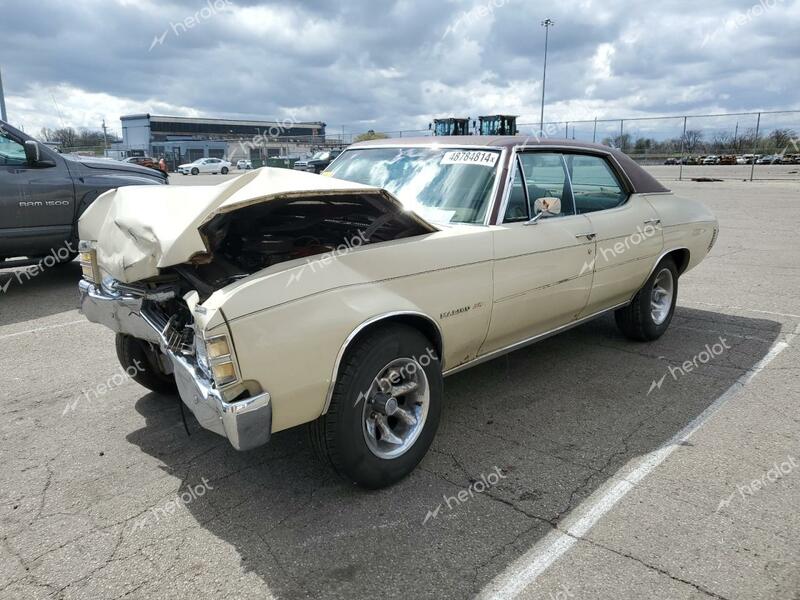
[177, 157, 232, 175]
[237, 159, 253, 170]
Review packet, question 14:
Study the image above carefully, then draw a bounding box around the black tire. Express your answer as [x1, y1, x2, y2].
[115, 333, 177, 394]
[221, 167, 229, 174]
[615, 257, 678, 341]
[191, 168, 199, 175]
[308, 324, 443, 489]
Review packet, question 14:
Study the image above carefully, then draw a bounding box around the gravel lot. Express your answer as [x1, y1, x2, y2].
[1, 170, 798, 599]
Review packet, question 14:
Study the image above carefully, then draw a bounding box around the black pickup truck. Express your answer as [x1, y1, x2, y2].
[0, 120, 167, 264]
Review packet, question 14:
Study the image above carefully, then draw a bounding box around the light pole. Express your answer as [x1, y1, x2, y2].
[0, 66, 7, 122]
[539, 18, 554, 137]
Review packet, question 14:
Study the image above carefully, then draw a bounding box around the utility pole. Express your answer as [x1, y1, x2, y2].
[102, 119, 109, 151]
[539, 18, 554, 138]
[0, 66, 7, 122]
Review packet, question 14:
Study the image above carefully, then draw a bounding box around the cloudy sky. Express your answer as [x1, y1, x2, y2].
[1, 0, 798, 138]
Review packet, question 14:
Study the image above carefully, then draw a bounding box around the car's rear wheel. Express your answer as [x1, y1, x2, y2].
[221, 167, 229, 174]
[115, 334, 176, 394]
[191, 168, 199, 175]
[308, 324, 443, 489]
[615, 257, 678, 341]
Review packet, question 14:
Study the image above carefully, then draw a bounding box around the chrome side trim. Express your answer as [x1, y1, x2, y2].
[321, 310, 444, 414]
[442, 301, 629, 377]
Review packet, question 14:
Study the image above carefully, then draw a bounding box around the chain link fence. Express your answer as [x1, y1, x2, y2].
[334, 110, 799, 181]
[52, 110, 799, 180]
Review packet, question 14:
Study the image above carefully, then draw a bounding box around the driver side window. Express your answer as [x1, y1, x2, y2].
[0, 130, 28, 166]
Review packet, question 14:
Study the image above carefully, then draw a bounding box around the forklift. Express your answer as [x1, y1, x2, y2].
[429, 117, 471, 136]
[478, 115, 518, 136]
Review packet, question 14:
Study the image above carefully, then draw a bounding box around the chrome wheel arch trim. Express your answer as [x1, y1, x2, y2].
[635, 246, 690, 302]
[321, 310, 444, 415]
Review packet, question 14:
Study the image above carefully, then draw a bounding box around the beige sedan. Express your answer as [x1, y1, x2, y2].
[78, 137, 718, 488]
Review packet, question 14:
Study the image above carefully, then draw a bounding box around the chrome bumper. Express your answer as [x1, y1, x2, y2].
[78, 279, 272, 451]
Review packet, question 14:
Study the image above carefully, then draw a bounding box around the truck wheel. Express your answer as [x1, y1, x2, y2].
[309, 324, 443, 489]
[615, 257, 678, 341]
[115, 333, 176, 394]
[191, 168, 199, 175]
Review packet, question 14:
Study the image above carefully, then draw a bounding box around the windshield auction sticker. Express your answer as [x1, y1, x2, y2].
[440, 150, 499, 167]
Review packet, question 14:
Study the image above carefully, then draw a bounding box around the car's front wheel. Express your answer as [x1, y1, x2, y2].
[221, 167, 229, 174]
[115, 334, 176, 394]
[615, 257, 678, 341]
[309, 324, 443, 489]
[191, 168, 199, 175]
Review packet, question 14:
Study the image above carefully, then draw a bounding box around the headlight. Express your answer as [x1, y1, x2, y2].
[206, 336, 231, 359]
[78, 241, 100, 283]
[211, 362, 237, 386]
[195, 333, 239, 389]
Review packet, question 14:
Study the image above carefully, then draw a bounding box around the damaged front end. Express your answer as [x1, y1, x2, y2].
[77, 169, 437, 451]
[78, 275, 272, 451]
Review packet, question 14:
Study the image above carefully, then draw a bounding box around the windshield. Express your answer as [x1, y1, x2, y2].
[326, 147, 500, 224]
[312, 151, 330, 160]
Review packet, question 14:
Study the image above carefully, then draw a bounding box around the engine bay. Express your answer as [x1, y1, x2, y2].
[162, 192, 436, 298]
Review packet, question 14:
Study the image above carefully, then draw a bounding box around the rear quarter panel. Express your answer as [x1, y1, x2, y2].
[643, 192, 718, 273]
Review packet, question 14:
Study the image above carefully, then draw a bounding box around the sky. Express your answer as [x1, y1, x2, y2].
[1, 0, 799, 139]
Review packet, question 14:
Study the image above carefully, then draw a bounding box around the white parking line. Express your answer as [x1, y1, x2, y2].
[0, 319, 87, 341]
[480, 324, 797, 599]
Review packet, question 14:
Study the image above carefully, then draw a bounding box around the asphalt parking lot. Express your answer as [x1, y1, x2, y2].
[1, 170, 798, 599]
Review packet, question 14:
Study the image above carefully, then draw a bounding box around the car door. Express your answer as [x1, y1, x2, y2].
[0, 128, 76, 250]
[479, 152, 596, 356]
[564, 153, 664, 315]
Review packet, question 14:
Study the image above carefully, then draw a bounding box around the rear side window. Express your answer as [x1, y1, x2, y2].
[565, 154, 627, 214]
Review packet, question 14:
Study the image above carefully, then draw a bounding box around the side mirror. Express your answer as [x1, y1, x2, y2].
[526, 197, 562, 225]
[24, 140, 40, 164]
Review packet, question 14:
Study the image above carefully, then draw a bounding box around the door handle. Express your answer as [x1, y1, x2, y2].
[643, 219, 661, 226]
[575, 232, 596, 240]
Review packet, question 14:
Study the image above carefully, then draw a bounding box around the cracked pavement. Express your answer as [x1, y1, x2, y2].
[1, 174, 798, 599]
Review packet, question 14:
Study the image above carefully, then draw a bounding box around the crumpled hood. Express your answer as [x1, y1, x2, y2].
[78, 167, 434, 284]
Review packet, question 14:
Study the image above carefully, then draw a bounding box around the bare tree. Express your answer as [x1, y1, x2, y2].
[51, 127, 78, 148]
[682, 129, 703, 153]
[769, 128, 797, 152]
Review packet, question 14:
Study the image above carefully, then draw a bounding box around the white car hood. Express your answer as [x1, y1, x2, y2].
[78, 167, 436, 284]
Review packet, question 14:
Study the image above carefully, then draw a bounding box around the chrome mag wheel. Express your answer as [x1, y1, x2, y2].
[361, 357, 430, 460]
[651, 267, 674, 325]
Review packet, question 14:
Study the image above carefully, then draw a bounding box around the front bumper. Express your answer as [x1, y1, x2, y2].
[78, 279, 272, 451]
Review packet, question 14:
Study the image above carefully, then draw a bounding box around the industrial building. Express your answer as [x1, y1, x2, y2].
[116, 114, 327, 167]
